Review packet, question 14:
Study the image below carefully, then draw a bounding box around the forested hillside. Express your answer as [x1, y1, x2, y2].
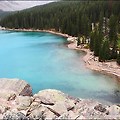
[0, 10, 12, 19]
[0, 1, 120, 64]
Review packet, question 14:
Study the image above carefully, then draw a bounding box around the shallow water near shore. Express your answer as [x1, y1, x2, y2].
[0, 30, 120, 104]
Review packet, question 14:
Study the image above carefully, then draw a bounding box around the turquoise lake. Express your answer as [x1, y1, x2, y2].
[0, 30, 120, 104]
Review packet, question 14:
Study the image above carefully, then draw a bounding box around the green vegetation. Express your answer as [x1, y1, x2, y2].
[0, 1, 120, 64]
[117, 51, 120, 65]
[77, 36, 81, 46]
[99, 38, 110, 62]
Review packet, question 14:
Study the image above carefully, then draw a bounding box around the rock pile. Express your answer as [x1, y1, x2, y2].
[0, 79, 119, 119]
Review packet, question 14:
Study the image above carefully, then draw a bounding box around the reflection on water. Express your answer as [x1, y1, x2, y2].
[0, 30, 120, 104]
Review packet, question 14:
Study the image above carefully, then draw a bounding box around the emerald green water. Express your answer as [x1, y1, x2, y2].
[0, 30, 120, 103]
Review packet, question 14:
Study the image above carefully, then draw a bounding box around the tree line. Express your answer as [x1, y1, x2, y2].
[0, 1, 120, 64]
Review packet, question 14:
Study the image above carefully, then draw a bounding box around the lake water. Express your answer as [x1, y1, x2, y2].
[0, 30, 120, 104]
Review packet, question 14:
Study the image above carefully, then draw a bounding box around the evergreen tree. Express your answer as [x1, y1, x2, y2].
[109, 15, 117, 42]
[90, 31, 95, 51]
[77, 36, 81, 46]
[98, 11, 104, 33]
[109, 14, 118, 59]
[99, 38, 110, 62]
[94, 30, 99, 56]
[117, 51, 120, 65]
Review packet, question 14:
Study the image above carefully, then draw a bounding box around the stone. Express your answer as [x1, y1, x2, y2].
[0, 105, 8, 114]
[44, 109, 57, 119]
[28, 103, 42, 116]
[82, 108, 105, 119]
[107, 105, 120, 115]
[0, 78, 32, 97]
[64, 99, 75, 111]
[28, 106, 48, 119]
[57, 111, 79, 119]
[18, 110, 28, 116]
[3, 111, 29, 120]
[0, 90, 16, 101]
[48, 101, 67, 116]
[76, 115, 86, 119]
[15, 96, 33, 110]
[29, 101, 41, 112]
[73, 99, 99, 114]
[56, 112, 69, 119]
[34, 89, 67, 105]
[94, 104, 106, 113]
[68, 111, 79, 119]
[0, 114, 3, 119]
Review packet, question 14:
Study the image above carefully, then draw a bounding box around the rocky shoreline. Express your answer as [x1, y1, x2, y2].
[0, 79, 119, 119]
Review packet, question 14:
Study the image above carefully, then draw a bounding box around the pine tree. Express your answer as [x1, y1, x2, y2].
[104, 39, 110, 60]
[98, 11, 104, 33]
[77, 36, 81, 46]
[99, 38, 110, 62]
[94, 30, 99, 56]
[109, 15, 118, 59]
[90, 31, 95, 51]
[117, 51, 120, 65]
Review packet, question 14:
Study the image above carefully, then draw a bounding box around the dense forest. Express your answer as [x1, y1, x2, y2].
[0, 10, 12, 19]
[0, 1, 120, 64]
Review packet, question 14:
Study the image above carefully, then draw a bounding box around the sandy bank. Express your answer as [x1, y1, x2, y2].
[68, 40, 120, 80]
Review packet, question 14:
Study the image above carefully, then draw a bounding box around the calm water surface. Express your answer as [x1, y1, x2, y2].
[0, 30, 120, 104]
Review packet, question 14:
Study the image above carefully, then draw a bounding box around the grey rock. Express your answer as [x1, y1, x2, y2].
[34, 89, 67, 105]
[64, 99, 75, 111]
[0, 105, 8, 114]
[28, 106, 47, 119]
[57, 111, 79, 119]
[29, 101, 41, 112]
[0, 114, 3, 119]
[94, 104, 106, 113]
[0, 90, 16, 101]
[3, 111, 29, 120]
[107, 105, 120, 115]
[0, 78, 32, 99]
[73, 99, 99, 114]
[44, 109, 57, 119]
[15, 96, 33, 110]
[49, 101, 67, 116]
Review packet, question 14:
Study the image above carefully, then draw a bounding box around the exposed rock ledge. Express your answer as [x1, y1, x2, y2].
[0, 79, 119, 119]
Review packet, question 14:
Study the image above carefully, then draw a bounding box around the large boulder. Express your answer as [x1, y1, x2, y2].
[0, 78, 32, 100]
[33, 89, 67, 105]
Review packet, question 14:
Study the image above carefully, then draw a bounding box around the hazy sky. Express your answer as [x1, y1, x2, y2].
[0, 1, 54, 11]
